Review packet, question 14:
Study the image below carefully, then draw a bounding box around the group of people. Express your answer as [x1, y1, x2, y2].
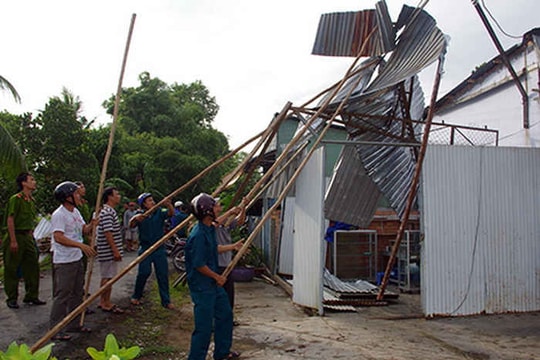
[2, 172, 246, 359]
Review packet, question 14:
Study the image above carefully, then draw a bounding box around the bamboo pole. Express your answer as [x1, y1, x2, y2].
[216, 103, 290, 196]
[223, 31, 377, 278]
[81, 13, 137, 327]
[227, 110, 285, 206]
[134, 129, 264, 223]
[30, 130, 262, 352]
[246, 141, 309, 210]
[376, 55, 445, 301]
[31, 15, 137, 350]
[241, 56, 379, 208]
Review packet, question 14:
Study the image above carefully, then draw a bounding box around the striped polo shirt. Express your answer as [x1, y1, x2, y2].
[96, 204, 123, 262]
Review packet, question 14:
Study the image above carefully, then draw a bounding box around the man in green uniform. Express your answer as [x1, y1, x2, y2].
[3, 172, 46, 309]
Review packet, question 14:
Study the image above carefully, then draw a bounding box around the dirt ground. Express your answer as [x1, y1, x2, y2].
[1, 251, 538, 359]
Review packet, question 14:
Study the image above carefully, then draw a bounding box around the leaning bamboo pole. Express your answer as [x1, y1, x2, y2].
[133, 129, 265, 224]
[30, 130, 262, 352]
[81, 13, 137, 326]
[376, 55, 445, 301]
[31, 14, 137, 351]
[224, 30, 377, 278]
[216, 103, 290, 195]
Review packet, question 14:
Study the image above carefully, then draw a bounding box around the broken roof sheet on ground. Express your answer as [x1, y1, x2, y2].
[308, 2, 448, 225]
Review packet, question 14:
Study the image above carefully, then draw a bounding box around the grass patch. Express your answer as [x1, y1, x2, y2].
[112, 272, 193, 358]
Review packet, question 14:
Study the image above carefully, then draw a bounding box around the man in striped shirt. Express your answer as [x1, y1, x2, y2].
[96, 186, 124, 314]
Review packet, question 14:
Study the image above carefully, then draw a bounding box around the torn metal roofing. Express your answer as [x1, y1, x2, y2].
[312, 1, 395, 57]
[324, 145, 380, 227]
[323, 269, 398, 300]
[310, 3, 446, 222]
[365, 5, 447, 94]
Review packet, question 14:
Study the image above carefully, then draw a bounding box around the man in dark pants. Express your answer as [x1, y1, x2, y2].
[185, 193, 240, 360]
[129, 192, 175, 309]
[2, 172, 45, 309]
[49, 181, 97, 341]
[214, 199, 245, 324]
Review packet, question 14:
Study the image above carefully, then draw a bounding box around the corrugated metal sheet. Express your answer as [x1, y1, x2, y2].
[422, 145, 540, 316]
[278, 197, 295, 276]
[292, 147, 325, 314]
[365, 5, 447, 93]
[325, 145, 380, 227]
[317, 72, 426, 221]
[311, 4, 444, 222]
[311, 1, 395, 57]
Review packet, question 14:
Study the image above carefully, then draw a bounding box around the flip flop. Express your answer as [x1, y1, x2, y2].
[220, 351, 241, 359]
[130, 298, 142, 306]
[52, 333, 72, 341]
[102, 305, 125, 314]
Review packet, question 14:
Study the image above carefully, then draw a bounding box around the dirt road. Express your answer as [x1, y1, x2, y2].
[1, 251, 539, 359]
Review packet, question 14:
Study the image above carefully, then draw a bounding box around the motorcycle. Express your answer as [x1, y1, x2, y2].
[168, 234, 187, 273]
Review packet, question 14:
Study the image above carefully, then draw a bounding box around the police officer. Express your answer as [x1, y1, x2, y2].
[3, 172, 45, 309]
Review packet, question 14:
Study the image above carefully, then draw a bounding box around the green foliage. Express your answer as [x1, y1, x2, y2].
[0, 342, 56, 360]
[0, 114, 27, 180]
[1, 72, 239, 221]
[99, 72, 232, 202]
[86, 334, 140, 360]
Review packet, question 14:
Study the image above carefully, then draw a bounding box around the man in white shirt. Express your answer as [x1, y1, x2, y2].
[49, 181, 97, 341]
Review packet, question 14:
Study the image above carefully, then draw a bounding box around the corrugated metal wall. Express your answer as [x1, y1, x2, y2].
[293, 147, 325, 314]
[278, 197, 295, 276]
[422, 145, 540, 316]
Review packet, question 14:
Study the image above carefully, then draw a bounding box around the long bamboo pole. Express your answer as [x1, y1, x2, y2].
[227, 110, 285, 206]
[246, 141, 309, 210]
[216, 103, 290, 196]
[376, 55, 445, 301]
[224, 30, 377, 278]
[30, 130, 262, 352]
[81, 13, 137, 327]
[241, 57, 379, 210]
[133, 129, 264, 224]
[31, 15, 137, 350]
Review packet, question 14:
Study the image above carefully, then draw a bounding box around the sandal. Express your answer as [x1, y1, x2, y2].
[52, 333, 72, 341]
[102, 305, 125, 314]
[220, 351, 241, 359]
[67, 326, 92, 333]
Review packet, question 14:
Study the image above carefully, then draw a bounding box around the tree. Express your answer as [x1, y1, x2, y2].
[1, 89, 100, 212]
[98, 73, 233, 203]
[0, 75, 26, 180]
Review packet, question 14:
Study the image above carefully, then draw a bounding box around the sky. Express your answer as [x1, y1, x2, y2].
[1, 0, 539, 149]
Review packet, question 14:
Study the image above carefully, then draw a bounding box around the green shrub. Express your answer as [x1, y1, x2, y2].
[86, 333, 140, 360]
[0, 342, 56, 360]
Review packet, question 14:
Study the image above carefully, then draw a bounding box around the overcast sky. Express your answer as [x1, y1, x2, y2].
[1, 0, 538, 148]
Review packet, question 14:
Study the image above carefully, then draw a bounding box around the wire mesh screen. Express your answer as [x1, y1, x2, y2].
[425, 123, 499, 146]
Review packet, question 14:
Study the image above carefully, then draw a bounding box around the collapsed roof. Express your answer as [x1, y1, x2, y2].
[285, 2, 448, 226]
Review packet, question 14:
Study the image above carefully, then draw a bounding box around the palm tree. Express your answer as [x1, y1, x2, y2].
[0, 75, 21, 103]
[0, 75, 26, 179]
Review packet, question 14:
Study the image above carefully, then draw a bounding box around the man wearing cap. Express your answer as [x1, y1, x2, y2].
[129, 193, 174, 309]
[170, 200, 189, 238]
[185, 193, 240, 360]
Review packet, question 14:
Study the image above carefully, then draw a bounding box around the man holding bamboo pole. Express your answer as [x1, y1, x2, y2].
[49, 181, 97, 341]
[129, 192, 174, 309]
[185, 193, 240, 360]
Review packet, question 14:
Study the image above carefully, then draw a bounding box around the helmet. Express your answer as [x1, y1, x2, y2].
[174, 201, 183, 208]
[191, 193, 216, 220]
[54, 181, 79, 203]
[137, 192, 152, 207]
